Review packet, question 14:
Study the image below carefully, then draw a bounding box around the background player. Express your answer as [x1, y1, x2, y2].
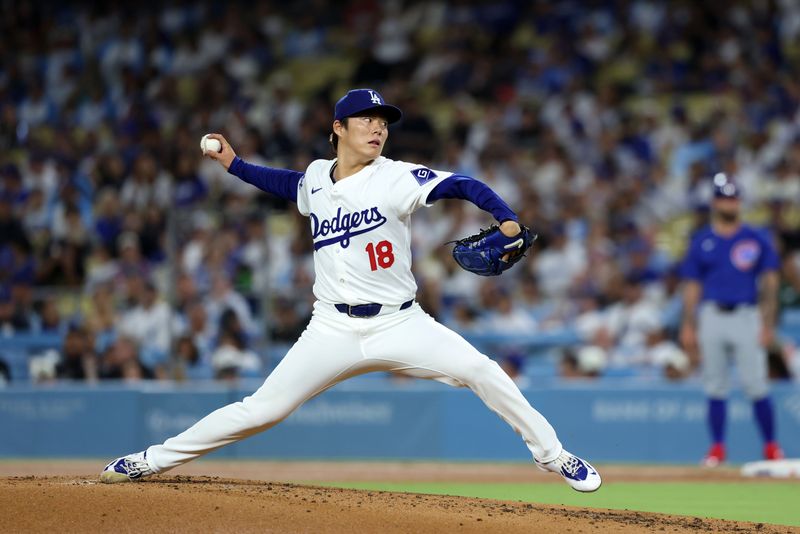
[680, 174, 784, 466]
[100, 88, 602, 492]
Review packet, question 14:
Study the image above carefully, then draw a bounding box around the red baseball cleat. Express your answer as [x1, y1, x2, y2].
[764, 442, 785, 461]
[702, 443, 725, 467]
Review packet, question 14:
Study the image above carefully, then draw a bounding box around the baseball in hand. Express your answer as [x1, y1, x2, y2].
[200, 134, 222, 155]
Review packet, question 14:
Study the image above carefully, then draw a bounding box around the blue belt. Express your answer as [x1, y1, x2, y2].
[334, 299, 414, 318]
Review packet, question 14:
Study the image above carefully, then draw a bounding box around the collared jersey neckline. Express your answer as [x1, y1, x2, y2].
[329, 157, 385, 184]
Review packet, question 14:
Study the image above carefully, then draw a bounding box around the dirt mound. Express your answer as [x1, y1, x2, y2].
[0, 459, 747, 483]
[0, 475, 793, 534]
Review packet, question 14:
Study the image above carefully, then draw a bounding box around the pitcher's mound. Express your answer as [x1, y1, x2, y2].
[0, 476, 791, 533]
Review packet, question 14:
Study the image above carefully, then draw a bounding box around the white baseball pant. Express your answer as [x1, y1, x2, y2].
[146, 302, 562, 472]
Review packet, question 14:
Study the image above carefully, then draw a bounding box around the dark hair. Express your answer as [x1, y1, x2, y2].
[219, 308, 240, 333]
[329, 118, 349, 154]
[176, 335, 199, 365]
[219, 308, 245, 349]
[0, 357, 9, 382]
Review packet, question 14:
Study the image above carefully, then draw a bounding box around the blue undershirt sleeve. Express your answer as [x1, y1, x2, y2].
[227, 156, 303, 203]
[426, 174, 519, 223]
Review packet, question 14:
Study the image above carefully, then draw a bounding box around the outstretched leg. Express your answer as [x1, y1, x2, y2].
[365, 306, 601, 491]
[101, 308, 375, 481]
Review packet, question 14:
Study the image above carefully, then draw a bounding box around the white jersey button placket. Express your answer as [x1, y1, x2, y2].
[334, 243, 346, 284]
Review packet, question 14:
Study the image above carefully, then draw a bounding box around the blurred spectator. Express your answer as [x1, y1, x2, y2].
[604, 276, 663, 368]
[20, 153, 59, 206]
[1, 163, 30, 210]
[178, 298, 215, 365]
[499, 354, 530, 389]
[443, 300, 479, 332]
[120, 152, 172, 210]
[0, 1, 798, 383]
[644, 327, 692, 381]
[477, 289, 538, 365]
[32, 297, 66, 334]
[0, 197, 27, 250]
[20, 188, 49, 240]
[211, 308, 261, 380]
[174, 272, 201, 314]
[0, 285, 29, 335]
[17, 80, 57, 128]
[389, 97, 437, 160]
[269, 297, 308, 343]
[56, 325, 98, 381]
[0, 357, 9, 386]
[622, 239, 660, 286]
[416, 280, 443, 321]
[172, 335, 213, 381]
[532, 225, 587, 300]
[517, 276, 554, 324]
[93, 188, 124, 254]
[92, 152, 127, 192]
[181, 214, 214, 282]
[478, 289, 538, 334]
[653, 265, 684, 333]
[38, 205, 91, 287]
[76, 87, 114, 130]
[115, 231, 149, 281]
[239, 216, 268, 295]
[85, 244, 119, 291]
[560, 346, 607, 379]
[83, 283, 119, 350]
[117, 277, 171, 364]
[572, 292, 611, 349]
[205, 274, 256, 339]
[173, 153, 208, 207]
[99, 335, 154, 381]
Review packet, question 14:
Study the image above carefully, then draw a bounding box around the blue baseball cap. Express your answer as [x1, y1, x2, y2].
[334, 89, 403, 124]
[712, 173, 740, 199]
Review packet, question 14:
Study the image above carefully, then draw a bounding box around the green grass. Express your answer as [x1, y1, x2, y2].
[316, 481, 800, 527]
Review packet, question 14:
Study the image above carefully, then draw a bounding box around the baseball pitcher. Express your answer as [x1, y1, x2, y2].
[100, 89, 601, 492]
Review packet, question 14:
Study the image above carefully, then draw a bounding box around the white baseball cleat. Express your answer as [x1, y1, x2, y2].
[535, 449, 602, 492]
[100, 451, 155, 483]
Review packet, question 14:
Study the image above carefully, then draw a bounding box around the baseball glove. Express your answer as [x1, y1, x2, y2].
[450, 225, 537, 276]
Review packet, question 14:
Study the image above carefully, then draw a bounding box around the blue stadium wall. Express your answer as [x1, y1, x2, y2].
[1, 382, 798, 463]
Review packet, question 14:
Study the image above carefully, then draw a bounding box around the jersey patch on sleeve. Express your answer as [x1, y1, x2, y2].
[411, 167, 438, 185]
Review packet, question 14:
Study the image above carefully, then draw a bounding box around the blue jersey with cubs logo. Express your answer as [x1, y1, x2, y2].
[681, 224, 779, 305]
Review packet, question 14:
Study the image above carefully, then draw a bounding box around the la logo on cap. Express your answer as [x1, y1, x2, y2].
[368, 90, 382, 104]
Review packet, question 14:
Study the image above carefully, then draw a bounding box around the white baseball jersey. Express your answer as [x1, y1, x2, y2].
[296, 156, 451, 305]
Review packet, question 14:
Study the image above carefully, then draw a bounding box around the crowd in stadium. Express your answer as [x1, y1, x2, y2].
[1, 1, 800, 385]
